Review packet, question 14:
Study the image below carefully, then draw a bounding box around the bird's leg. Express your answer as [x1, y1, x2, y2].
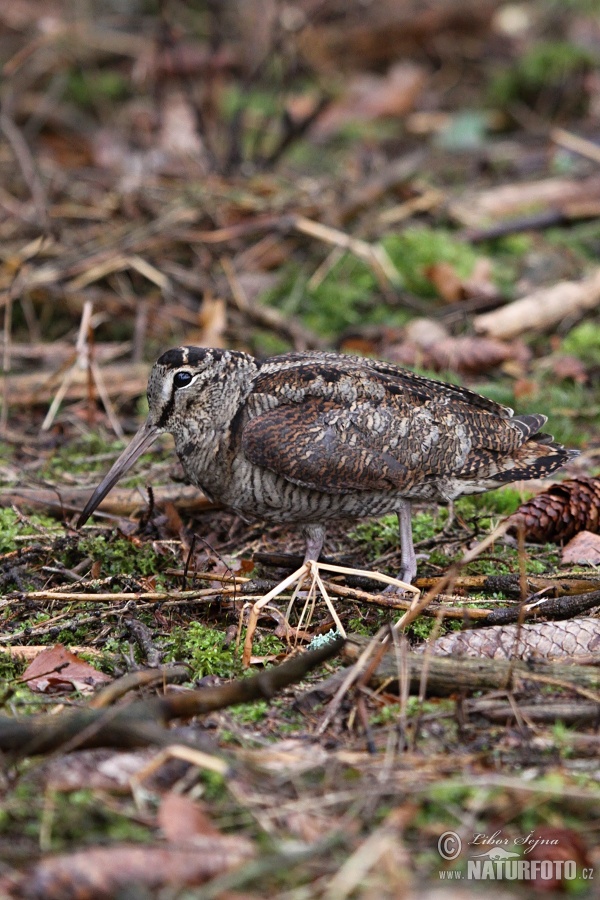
[444, 499, 455, 533]
[302, 523, 326, 563]
[396, 501, 417, 585]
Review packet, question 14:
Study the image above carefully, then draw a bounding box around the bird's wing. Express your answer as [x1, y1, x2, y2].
[241, 400, 413, 493]
[241, 394, 526, 495]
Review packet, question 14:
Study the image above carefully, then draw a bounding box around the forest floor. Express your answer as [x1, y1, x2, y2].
[1, 1, 600, 897]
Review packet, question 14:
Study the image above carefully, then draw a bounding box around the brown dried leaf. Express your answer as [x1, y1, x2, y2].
[312, 63, 427, 136]
[21, 644, 112, 694]
[22, 839, 255, 898]
[423, 260, 464, 303]
[548, 354, 589, 383]
[526, 827, 591, 890]
[561, 530, 600, 566]
[462, 257, 498, 300]
[158, 792, 221, 843]
[403, 316, 448, 348]
[426, 335, 516, 375]
[158, 88, 206, 158]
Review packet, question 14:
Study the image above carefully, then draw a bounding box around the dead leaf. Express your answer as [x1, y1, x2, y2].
[21, 644, 112, 694]
[403, 317, 449, 348]
[158, 792, 221, 843]
[462, 257, 498, 300]
[426, 335, 518, 375]
[198, 293, 227, 347]
[158, 88, 206, 159]
[561, 530, 600, 565]
[21, 840, 255, 898]
[312, 63, 427, 137]
[525, 827, 591, 891]
[388, 320, 530, 376]
[423, 261, 465, 303]
[512, 378, 539, 402]
[549, 354, 589, 383]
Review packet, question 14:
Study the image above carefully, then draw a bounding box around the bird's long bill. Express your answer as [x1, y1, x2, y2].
[77, 420, 160, 527]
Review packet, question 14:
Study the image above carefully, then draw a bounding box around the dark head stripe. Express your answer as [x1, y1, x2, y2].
[156, 347, 233, 369]
[157, 347, 192, 368]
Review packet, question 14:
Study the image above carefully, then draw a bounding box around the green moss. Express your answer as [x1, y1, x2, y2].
[406, 616, 439, 642]
[546, 220, 600, 262]
[561, 320, 600, 365]
[78, 534, 172, 578]
[229, 699, 270, 724]
[66, 70, 130, 109]
[294, 257, 384, 337]
[350, 509, 448, 557]
[348, 486, 560, 579]
[0, 508, 62, 553]
[166, 622, 284, 680]
[40, 431, 172, 482]
[0, 784, 153, 851]
[489, 41, 595, 112]
[172, 623, 285, 680]
[382, 229, 480, 298]
[259, 227, 499, 339]
[457, 487, 527, 519]
[371, 697, 452, 726]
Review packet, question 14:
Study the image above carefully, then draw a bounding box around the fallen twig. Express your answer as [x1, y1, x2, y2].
[343, 636, 600, 699]
[0, 636, 345, 756]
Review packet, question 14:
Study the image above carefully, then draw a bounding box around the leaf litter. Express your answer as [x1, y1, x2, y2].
[1, 0, 600, 896]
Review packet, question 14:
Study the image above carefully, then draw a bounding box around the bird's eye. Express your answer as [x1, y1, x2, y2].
[173, 371, 193, 389]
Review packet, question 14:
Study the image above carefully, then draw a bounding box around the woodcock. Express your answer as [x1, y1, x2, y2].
[77, 347, 578, 584]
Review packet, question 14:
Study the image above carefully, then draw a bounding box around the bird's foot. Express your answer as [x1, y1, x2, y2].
[383, 552, 429, 593]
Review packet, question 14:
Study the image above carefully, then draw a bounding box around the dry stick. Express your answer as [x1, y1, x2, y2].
[243, 561, 419, 667]
[315, 574, 450, 735]
[341, 638, 600, 700]
[0, 636, 345, 756]
[291, 215, 401, 293]
[243, 564, 308, 666]
[484, 588, 600, 626]
[0, 288, 12, 432]
[316, 521, 510, 733]
[468, 698, 600, 725]
[263, 96, 331, 166]
[415, 573, 600, 597]
[42, 301, 124, 437]
[14, 587, 227, 603]
[0, 591, 228, 644]
[317, 580, 493, 619]
[89, 666, 190, 708]
[0, 111, 50, 232]
[316, 626, 390, 736]
[551, 127, 600, 165]
[411, 607, 449, 753]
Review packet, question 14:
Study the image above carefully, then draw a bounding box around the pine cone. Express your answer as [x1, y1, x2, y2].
[422, 618, 600, 659]
[505, 476, 600, 544]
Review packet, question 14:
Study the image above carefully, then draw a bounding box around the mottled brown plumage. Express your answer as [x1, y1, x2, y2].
[78, 346, 578, 583]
